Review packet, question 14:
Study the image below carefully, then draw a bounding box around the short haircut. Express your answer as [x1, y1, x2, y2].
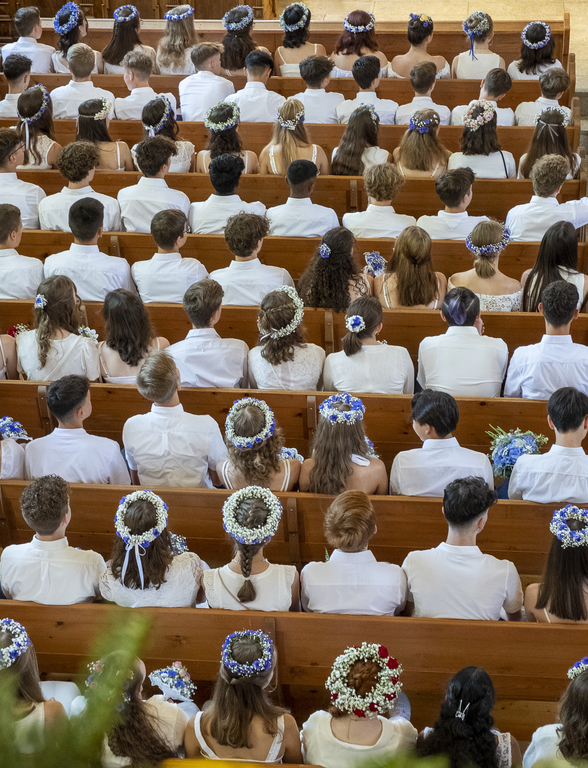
[56, 140, 100, 183]
[410, 61, 437, 94]
[435, 168, 475, 208]
[67, 43, 95, 79]
[183, 278, 224, 327]
[441, 287, 480, 327]
[19, 475, 70, 536]
[136, 351, 179, 403]
[191, 42, 224, 69]
[531, 154, 570, 197]
[69, 197, 104, 241]
[540, 67, 570, 100]
[3, 53, 32, 82]
[224, 213, 270, 258]
[443, 476, 497, 528]
[411, 389, 459, 437]
[363, 163, 404, 202]
[323, 490, 376, 551]
[299, 55, 334, 87]
[0, 203, 21, 243]
[0, 127, 21, 167]
[245, 49, 273, 75]
[541, 280, 578, 327]
[352, 55, 380, 89]
[121, 50, 153, 80]
[46, 374, 90, 420]
[209, 153, 245, 195]
[151, 208, 187, 250]
[483, 68, 512, 98]
[287, 159, 317, 186]
[135, 136, 177, 177]
[13, 6, 40, 37]
[548, 387, 588, 433]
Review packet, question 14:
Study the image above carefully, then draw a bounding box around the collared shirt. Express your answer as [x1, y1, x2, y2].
[451, 99, 514, 126]
[178, 71, 235, 122]
[402, 542, 523, 620]
[225, 81, 286, 122]
[167, 327, 249, 387]
[509, 445, 588, 503]
[291, 88, 344, 124]
[300, 549, 407, 615]
[25, 427, 130, 484]
[0, 93, 20, 118]
[0, 248, 44, 299]
[505, 335, 588, 399]
[1, 38, 55, 74]
[50, 80, 115, 119]
[323, 344, 414, 395]
[118, 177, 191, 233]
[43, 243, 134, 301]
[122, 403, 227, 487]
[266, 197, 339, 237]
[39, 185, 122, 232]
[395, 95, 451, 126]
[506, 195, 588, 241]
[0, 172, 45, 229]
[416, 210, 490, 240]
[342, 204, 416, 238]
[390, 437, 494, 496]
[417, 326, 509, 397]
[209, 257, 295, 305]
[132, 252, 208, 304]
[337, 91, 398, 124]
[188, 194, 266, 235]
[515, 96, 571, 126]
[0, 536, 106, 605]
[448, 150, 516, 179]
[114, 86, 177, 120]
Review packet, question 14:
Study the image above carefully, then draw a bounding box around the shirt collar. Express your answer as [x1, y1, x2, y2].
[412, 96, 433, 105]
[2, 173, 17, 180]
[285, 197, 313, 206]
[244, 82, 266, 90]
[53, 427, 88, 435]
[152, 251, 182, 261]
[32, 536, 69, 550]
[138, 177, 168, 187]
[305, 88, 325, 94]
[549, 445, 586, 455]
[536, 96, 559, 106]
[421, 437, 460, 451]
[437, 210, 468, 220]
[151, 403, 184, 415]
[4, 94, 19, 101]
[131, 87, 155, 95]
[62, 185, 96, 196]
[228, 258, 261, 269]
[69, 243, 100, 254]
[18, 37, 36, 43]
[69, 80, 95, 88]
[541, 334, 572, 344]
[187, 327, 221, 339]
[445, 326, 479, 336]
[367, 204, 396, 213]
[438, 542, 482, 555]
[530, 195, 558, 206]
[208, 193, 241, 203]
[355, 91, 378, 102]
[0, 248, 19, 258]
[329, 549, 377, 563]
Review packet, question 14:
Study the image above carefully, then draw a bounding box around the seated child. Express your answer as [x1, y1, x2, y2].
[337, 55, 398, 124]
[0, 6, 55, 73]
[451, 68, 514, 126]
[0, 204, 44, 298]
[0, 128, 45, 228]
[0, 417, 27, 477]
[114, 51, 177, 119]
[225, 50, 285, 122]
[179, 42, 235, 121]
[515, 67, 571, 126]
[395, 61, 450, 125]
[416, 168, 489, 240]
[0, 53, 32, 117]
[343, 163, 415, 238]
[50, 43, 114, 118]
[292, 55, 343, 123]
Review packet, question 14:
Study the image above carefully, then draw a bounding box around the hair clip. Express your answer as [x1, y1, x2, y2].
[34, 294, 47, 310]
[346, 314, 366, 333]
[319, 242, 331, 258]
[455, 700, 470, 720]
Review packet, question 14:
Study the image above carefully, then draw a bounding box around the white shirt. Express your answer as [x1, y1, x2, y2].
[248, 343, 325, 390]
[506, 195, 588, 241]
[25, 428, 130, 484]
[118, 177, 191, 233]
[226, 81, 286, 123]
[448, 150, 516, 178]
[301, 549, 407, 615]
[43, 243, 134, 301]
[395, 95, 451, 126]
[132, 252, 208, 304]
[515, 96, 571, 126]
[122, 403, 227, 488]
[0, 93, 20, 119]
[0, 536, 105, 604]
[39, 185, 122, 232]
[402, 542, 523, 620]
[416, 210, 490, 240]
[0, 172, 45, 229]
[389, 437, 494, 496]
[323, 344, 414, 395]
[179, 70, 235, 122]
[291, 88, 344, 123]
[337, 91, 398, 124]
[417, 326, 509, 397]
[167, 327, 249, 387]
[507, 58, 563, 81]
[509, 445, 588, 504]
[267, 197, 339, 237]
[114, 86, 177, 120]
[505, 335, 588, 399]
[451, 99, 514, 126]
[210, 257, 295, 305]
[522, 724, 561, 768]
[188, 193, 266, 235]
[0, 248, 44, 299]
[343, 205, 416, 238]
[1, 439, 24, 479]
[1, 38, 55, 74]
[50, 80, 115, 119]
[17, 331, 100, 382]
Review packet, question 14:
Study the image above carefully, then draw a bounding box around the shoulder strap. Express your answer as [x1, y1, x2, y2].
[280, 460, 291, 492]
[499, 150, 508, 178]
[97, 341, 110, 377]
[0, 337, 6, 370]
[312, 144, 317, 164]
[116, 141, 121, 169]
[219, 461, 233, 489]
[193, 713, 217, 758]
[217, 568, 253, 610]
[269, 145, 279, 174]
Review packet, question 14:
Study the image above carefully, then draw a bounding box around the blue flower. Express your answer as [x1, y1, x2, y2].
[168, 670, 177, 677]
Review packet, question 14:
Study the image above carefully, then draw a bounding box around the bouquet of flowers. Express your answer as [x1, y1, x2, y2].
[486, 424, 548, 478]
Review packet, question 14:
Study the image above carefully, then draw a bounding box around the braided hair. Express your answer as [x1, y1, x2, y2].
[231, 497, 270, 603]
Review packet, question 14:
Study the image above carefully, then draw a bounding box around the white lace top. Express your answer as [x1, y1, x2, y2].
[17, 134, 57, 170]
[132, 140, 194, 173]
[422, 728, 512, 768]
[16, 331, 100, 382]
[248, 344, 325, 390]
[52, 50, 99, 74]
[447, 279, 522, 312]
[1, 438, 25, 479]
[156, 48, 196, 75]
[99, 552, 205, 608]
[203, 563, 296, 611]
[331, 64, 388, 78]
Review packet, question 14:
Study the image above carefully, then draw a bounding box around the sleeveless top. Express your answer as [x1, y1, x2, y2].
[98, 339, 161, 384]
[98, 141, 125, 172]
[331, 64, 388, 78]
[455, 51, 501, 79]
[17, 135, 57, 170]
[51, 50, 99, 74]
[204, 151, 250, 173]
[388, 60, 450, 78]
[193, 712, 285, 763]
[132, 140, 194, 173]
[14, 702, 45, 754]
[447, 278, 523, 312]
[203, 562, 296, 611]
[381, 275, 441, 309]
[219, 459, 291, 491]
[397, 159, 442, 178]
[278, 44, 319, 76]
[269, 144, 317, 175]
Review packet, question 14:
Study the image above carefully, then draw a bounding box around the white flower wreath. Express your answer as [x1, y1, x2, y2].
[319, 393, 365, 425]
[0, 618, 32, 670]
[223, 486, 283, 545]
[92, 97, 111, 121]
[278, 107, 305, 131]
[569, 657, 588, 680]
[115, 490, 168, 548]
[204, 102, 240, 132]
[463, 100, 496, 131]
[534, 106, 570, 128]
[279, 2, 310, 32]
[549, 505, 588, 549]
[257, 285, 304, 340]
[225, 397, 276, 450]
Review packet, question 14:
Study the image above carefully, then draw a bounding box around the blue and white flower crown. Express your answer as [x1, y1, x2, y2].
[223, 486, 283, 545]
[225, 397, 275, 450]
[115, 490, 168, 548]
[409, 113, 433, 133]
[535, 106, 570, 128]
[343, 12, 375, 33]
[521, 21, 551, 50]
[466, 226, 511, 257]
[364, 251, 386, 277]
[18, 84, 50, 126]
[409, 13, 432, 28]
[113, 4, 138, 22]
[164, 4, 194, 21]
[319, 242, 331, 258]
[149, 661, 197, 702]
[221, 630, 273, 677]
[569, 657, 588, 680]
[280, 2, 310, 32]
[0, 618, 32, 669]
[144, 96, 173, 137]
[258, 285, 304, 339]
[463, 11, 490, 59]
[223, 5, 254, 31]
[204, 102, 240, 132]
[34, 293, 47, 310]
[550, 505, 588, 549]
[278, 107, 305, 130]
[346, 315, 366, 333]
[0, 417, 31, 442]
[54, 2, 80, 34]
[279, 446, 304, 463]
[319, 393, 365, 425]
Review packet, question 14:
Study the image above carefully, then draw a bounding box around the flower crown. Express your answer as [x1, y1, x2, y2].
[409, 12, 432, 27]
[223, 486, 283, 545]
[463, 10, 489, 38]
[326, 643, 403, 717]
[346, 315, 366, 333]
[115, 490, 168, 548]
[0, 417, 31, 442]
[113, 4, 138, 22]
[279, 446, 304, 463]
[225, 397, 276, 450]
[280, 2, 310, 32]
[319, 242, 331, 258]
[223, 5, 254, 31]
[409, 112, 436, 133]
[164, 4, 194, 20]
[258, 285, 304, 340]
[364, 251, 386, 277]
[18, 84, 50, 125]
[463, 100, 496, 131]
[521, 21, 551, 49]
[144, 96, 173, 137]
[569, 658, 588, 680]
[204, 102, 240, 132]
[34, 293, 47, 310]
[466, 226, 511, 257]
[54, 2, 80, 34]
[550, 505, 588, 549]
[222, 630, 273, 677]
[343, 12, 375, 33]
[355, 103, 378, 123]
[535, 106, 570, 128]
[319, 393, 365, 425]
[278, 107, 305, 130]
[92, 97, 111, 121]
[149, 662, 197, 702]
[85, 660, 134, 706]
[0, 618, 32, 670]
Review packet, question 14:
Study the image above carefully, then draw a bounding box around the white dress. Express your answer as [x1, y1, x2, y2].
[99, 552, 205, 608]
[388, 61, 450, 78]
[1, 438, 25, 479]
[277, 44, 319, 77]
[526, 267, 585, 309]
[448, 150, 516, 179]
[523, 723, 561, 768]
[16, 331, 100, 382]
[323, 344, 414, 394]
[192, 712, 285, 761]
[104, 44, 157, 75]
[248, 344, 325, 390]
[454, 51, 501, 79]
[17, 134, 57, 170]
[447, 278, 522, 312]
[156, 48, 195, 75]
[507, 58, 563, 81]
[51, 50, 99, 74]
[332, 145, 389, 169]
[203, 562, 296, 611]
[132, 140, 194, 173]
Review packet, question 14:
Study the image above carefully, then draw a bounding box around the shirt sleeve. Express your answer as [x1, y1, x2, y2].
[503, 560, 523, 613]
[396, 567, 408, 613]
[563, 198, 588, 228]
[81, 340, 100, 382]
[416, 342, 426, 389]
[322, 356, 335, 392]
[389, 457, 402, 495]
[207, 420, 228, 470]
[400, 555, 414, 603]
[109, 443, 131, 485]
[504, 353, 523, 398]
[109, 201, 123, 232]
[402, 349, 415, 394]
[282, 270, 295, 288]
[507, 463, 523, 499]
[329, 208, 340, 228]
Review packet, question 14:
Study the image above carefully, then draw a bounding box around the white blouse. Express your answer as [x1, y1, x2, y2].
[507, 58, 563, 81]
[203, 562, 296, 611]
[248, 344, 325, 390]
[446, 279, 522, 312]
[323, 344, 414, 394]
[518, 152, 581, 179]
[132, 139, 194, 173]
[454, 51, 502, 79]
[16, 331, 100, 382]
[156, 48, 196, 75]
[17, 135, 57, 170]
[448, 150, 516, 179]
[1, 439, 25, 479]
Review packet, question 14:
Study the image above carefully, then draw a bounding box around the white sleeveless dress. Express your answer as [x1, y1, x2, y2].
[104, 44, 157, 74]
[17, 134, 58, 170]
[192, 712, 285, 762]
[248, 344, 325, 389]
[277, 44, 319, 77]
[98, 339, 161, 384]
[454, 51, 501, 79]
[447, 278, 522, 312]
[203, 562, 296, 611]
[0, 336, 7, 379]
[269, 144, 317, 175]
[219, 459, 293, 491]
[14, 702, 45, 754]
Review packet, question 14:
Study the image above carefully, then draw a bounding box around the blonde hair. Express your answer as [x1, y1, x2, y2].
[468, 220, 505, 278]
[363, 163, 404, 202]
[324, 490, 376, 551]
[397, 109, 449, 172]
[157, 5, 196, 68]
[136, 351, 178, 403]
[386, 225, 437, 307]
[267, 99, 310, 173]
[67, 43, 95, 78]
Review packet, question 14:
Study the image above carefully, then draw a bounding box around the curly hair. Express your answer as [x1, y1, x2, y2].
[19, 474, 69, 536]
[558, 671, 588, 760]
[33, 275, 84, 369]
[16, 87, 56, 167]
[206, 102, 243, 160]
[221, 7, 257, 71]
[229, 497, 272, 603]
[331, 105, 379, 176]
[225, 403, 283, 487]
[56, 140, 100, 183]
[224, 213, 270, 257]
[257, 289, 306, 365]
[519, 109, 576, 179]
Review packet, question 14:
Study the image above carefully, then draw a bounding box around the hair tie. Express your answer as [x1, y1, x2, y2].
[34, 293, 47, 310]
[319, 242, 331, 258]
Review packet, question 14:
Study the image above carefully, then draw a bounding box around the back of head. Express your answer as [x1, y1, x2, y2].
[14, 6, 40, 37]
[541, 280, 578, 327]
[54, 4, 85, 55]
[298, 226, 357, 313]
[103, 288, 153, 367]
[135, 135, 177, 177]
[3, 53, 32, 82]
[410, 60, 436, 93]
[548, 387, 588, 433]
[443, 477, 497, 528]
[531, 153, 570, 197]
[0, 622, 42, 704]
[136, 351, 178, 403]
[141, 96, 177, 141]
[205, 102, 242, 158]
[352, 54, 380, 89]
[559, 670, 588, 760]
[224, 212, 270, 258]
[121, 50, 153, 79]
[102, 4, 142, 66]
[209, 152, 245, 195]
[272, 99, 309, 170]
[17, 85, 55, 152]
[257, 287, 305, 365]
[286, 158, 317, 188]
[389, 225, 437, 307]
[221, 6, 255, 71]
[20, 474, 69, 536]
[34, 275, 82, 368]
[229, 496, 270, 603]
[441, 286, 480, 326]
[0, 203, 21, 244]
[191, 41, 223, 69]
[224, 399, 283, 484]
[538, 514, 588, 621]
[77, 98, 113, 143]
[183, 278, 224, 327]
[67, 42, 95, 79]
[69, 196, 104, 241]
[299, 54, 333, 87]
[331, 104, 379, 176]
[435, 168, 475, 208]
[518, 21, 555, 74]
[342, 295, 382, 357]
[335, 10, 378, 57]
[245, 49, 273, 76]
[399, 108, 443, 171]
[159, 4, 196, 67]
[46, 374, 90, 421]
[483, 68, 512, 98]
[463, 11, 493, 43]
[540, 67, 570, 99]
[280, 2, 311, 49]
[522, 221, 577, 311]
[408, 12, 433, 45]
[363, 162, 404, 202]
[0, 127, 21, 168]
[323, 490, 376, 551]
[467, 219, 507, 278]
[461, 101, 499, 155]
[411, 389, 459, 437]
[521, 108, 573, 180]
[151, 208, 187, 250]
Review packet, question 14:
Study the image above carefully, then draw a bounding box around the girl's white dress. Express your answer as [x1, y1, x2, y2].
[156, 47, 196, 75]
[104, 44, 157, 74]
[51, 50, 99, 73]
[454, 51, 502, 79]
[16, 331, 100, 382]
[507, 58, 563, 80]
[132, 139, 195, 173]
[248, 344, 325, 390]
[203, 562, 296, 611]
[17, 134, 58, 170]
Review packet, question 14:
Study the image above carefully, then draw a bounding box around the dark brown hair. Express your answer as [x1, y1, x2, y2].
[102, 6, 143, 66]
[558, 672, 588, 760]
[281, 3, 311, 48]
[517, 23, 556, 75]
[20, 474, 69, 536]
[103, 289, 155, 368]
[77, 99, 113, 143]
[299, 55, 333, 87]
[536, 517, 588, 621]
[230, 497, 273, 602]
[342, 296, 382, 356]
[206, 102, 243, 160]
[55, 5, 86, 56]
[225, 405, 283, 489]
[334, 10, 379, 57]
[57, 140, 100, 182]
[183, 279, 223, 327]
[16, 87, 56, 167]
[33, 275, 84, 368]
[135, 136, 177, 177]
[257, 289, 306, 365]
[224, 213, 270, 258]
[221, 7, 257, 71]
[520, 109, 576, 179]
[461, 105, 501, 155]
[13, 6, 40, 37]
[522, 221, 578, 312]
[151, 208, 187, 250]
[331, 105, 379, 176]
[141, 97, 179, 142]
[0, 203, 21, 243]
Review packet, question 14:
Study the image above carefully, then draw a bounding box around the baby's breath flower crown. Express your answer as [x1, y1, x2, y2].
[92, 97, 111, 121]
[280, 2, 310, 32]
[535, 106, 570, 128]
[463, 100, 496, 131]
[343, 12, 375, 33]
[521, 21, 551, 49]
[355, 103, 378, 123]
[222, 486, 283, 545]
[278, 107, 305, 130]
[319, 393, 365, 425]
[85, 659, 134, 707]
[258, 285, 304, 340]
[225, 397, 276, 450]
[0, 618, 32, 670]
[569, 657, 588, 680]
[115, 490, 168, 548]
[204, 102, 240, 132]
[54, 2, 80, 34]
[164, 4, 193, 20]
[550, 505, 588, 549]
[149, 661, 197, 702]
[222, 630, 273, 677]
[326, 643, 403, 717]
[466, 226, 511, 257]
[113, 4, 138, 22]
[223, 5, 254, 31]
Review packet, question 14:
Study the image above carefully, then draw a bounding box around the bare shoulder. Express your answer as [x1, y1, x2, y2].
[44, 699, 67, 727]
[155, 336, 170, 350]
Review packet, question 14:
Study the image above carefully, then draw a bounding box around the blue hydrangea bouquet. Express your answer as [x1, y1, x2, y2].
[486, 425, 548, 479]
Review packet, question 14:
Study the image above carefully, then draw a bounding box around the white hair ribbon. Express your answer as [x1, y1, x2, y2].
[24, 122, 30, 150]
[148, 127, 155, 138]
[121, 542, 146, 589]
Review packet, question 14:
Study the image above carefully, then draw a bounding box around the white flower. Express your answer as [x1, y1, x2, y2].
[223, 486, 282, 545]
[257, 286, 304, 339]
[225, 397, 276, 450]
[115, 490, 168, 548]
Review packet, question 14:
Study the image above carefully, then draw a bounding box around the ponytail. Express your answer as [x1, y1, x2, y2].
[342, 296, 383, 357]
